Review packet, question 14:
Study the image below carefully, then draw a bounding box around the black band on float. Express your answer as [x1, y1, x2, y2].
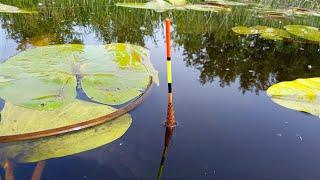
[168, 83, 172, 93]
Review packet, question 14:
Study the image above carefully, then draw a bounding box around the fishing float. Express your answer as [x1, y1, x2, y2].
[165, 18, 176, 127]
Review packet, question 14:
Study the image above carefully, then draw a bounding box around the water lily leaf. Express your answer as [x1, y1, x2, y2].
[116, 0, 231, 12]
[267, 78, 320, 117]
[81, 43, 158, 105]
[105, 43, 159, 84]
[231, 26, 259, 35]
[81, 72, 149, 105]
[260, 33, 284, 40]
[116, 1, 174, 12]
[185, 4, 231, 12]
[254, 26, 291, 40]
[284, 25, 320, 42]
[166, 0, 187, 6]
[205, 0, 246, 6]
[0, 44, 158, 107]
[232, 26, 291, 40]
[0, 3, 35, 14]
[0, 76, 76, 111]
[0, 111, 131, 163]
[0, 100, 121, 136]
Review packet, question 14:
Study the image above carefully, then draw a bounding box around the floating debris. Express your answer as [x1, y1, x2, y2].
[296, 134, 303, 141]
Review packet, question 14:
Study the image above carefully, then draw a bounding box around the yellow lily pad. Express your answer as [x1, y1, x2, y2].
[267, 78, 320, 117]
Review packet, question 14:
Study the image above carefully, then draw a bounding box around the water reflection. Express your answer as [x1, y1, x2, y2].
[180, 33, 320, 94]
[157, 126, 175, 180]
[2, 160, 45, 180]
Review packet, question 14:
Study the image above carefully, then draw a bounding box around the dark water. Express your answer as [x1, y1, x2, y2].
[1, 1, 320, 179]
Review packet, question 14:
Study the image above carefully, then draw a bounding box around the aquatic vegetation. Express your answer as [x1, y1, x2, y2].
[116, 0, 231, 12]
[184, 4, 231, 12]
[204, 0, 246, 6]
[0, 113, 131, 162]
[231, 26, 259, 35]
[115, 1, 174, 13]
[0, 3, 34, 13]
[232, 26, 291, 40]
[285, 25, 320, 42]
[254, 26, 291, 40]
[0, 43, 158, 137]
[267, 78, 320, 117]
[166, 0, 187, 6]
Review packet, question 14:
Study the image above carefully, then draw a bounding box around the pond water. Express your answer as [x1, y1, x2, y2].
[1, 0, 320, 179]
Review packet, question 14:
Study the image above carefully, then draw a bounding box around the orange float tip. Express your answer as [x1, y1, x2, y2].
[165, 18, 171, 58]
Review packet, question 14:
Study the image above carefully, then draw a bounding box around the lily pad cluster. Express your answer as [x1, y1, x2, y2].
[0, 3, 35, 13]
[232, 26, 291, 40]
[116, 0, 239, 12]
[0, 43, 158, 137]
[232, 25, 320, 42]
[267, 78, 320, 118]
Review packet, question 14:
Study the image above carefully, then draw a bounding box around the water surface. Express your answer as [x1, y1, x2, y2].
[1, 1, 320, 179]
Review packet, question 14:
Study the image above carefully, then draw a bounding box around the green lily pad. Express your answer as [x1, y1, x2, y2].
[254, 26, 291, 40]
[166, 0, 187, 6]
[231, 26, 259, 35]
[0, 44, 157, 107]
[0, 100, 119, 136]
[0, 3, 35, 14]
[0, 111, 131, 163]
[267, 78, 320, 117]
[284, 25, 320, 42]
[0, 77, 76, 111]
[205, 0, 246, 6]
[116, 1, 174, 12]
[116, 0, 231, 12]
[232, 26, 291, 40]
[184, 4, 231, 12]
